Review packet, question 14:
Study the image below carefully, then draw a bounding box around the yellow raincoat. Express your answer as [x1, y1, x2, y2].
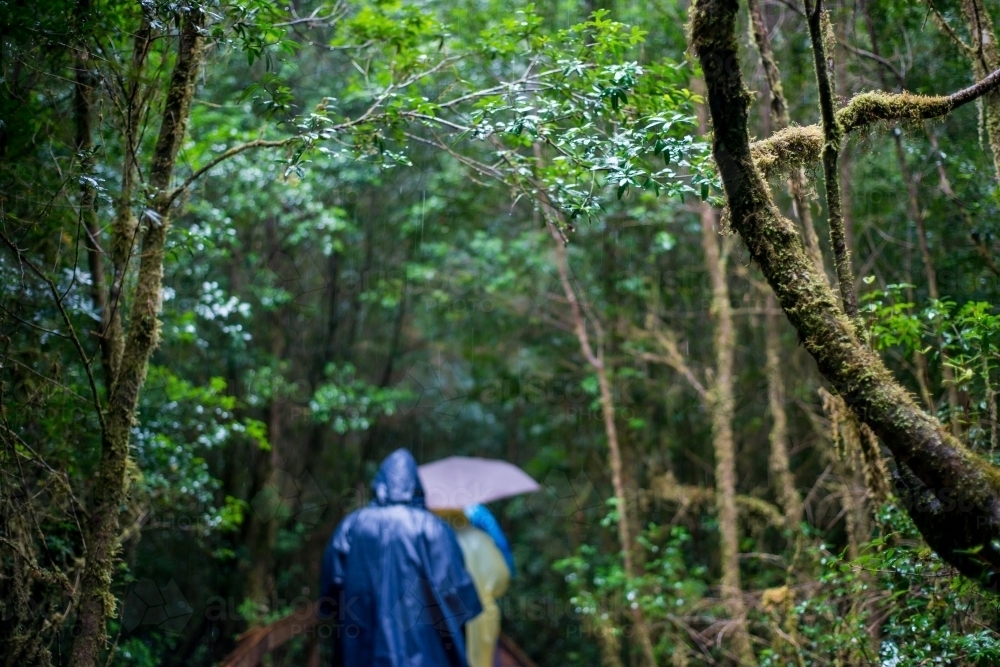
[437, 512, 511, 667]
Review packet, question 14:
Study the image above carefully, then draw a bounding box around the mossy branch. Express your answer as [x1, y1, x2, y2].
[692, 0, 1000, 587]
[751, 123, 824, 177]
[748, 66, 1000, 178]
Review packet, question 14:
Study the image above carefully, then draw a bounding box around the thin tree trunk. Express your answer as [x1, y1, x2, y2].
[545, 221, 657, 667]
[356, 278, 408, 473]
[765, 292, 803, 528]
[69, 12, 206, 667]
[902, 227, 936, 412]
[691, 0, 1000, 585]
[955, 0, 1000, 180]
[700, 201, 753, 664]
[834, 11, 855, 258]
[746, 0, 807, 531]
[806, 0, 859, 327]
[747, 0, 827, 283]
[689, 74, 753, 662]
[245, 220, 286, 612]
[985, 353, 998, 454]
[104, 20, 152, 386]
[246, 387, 281, 611]
[839, 146, 854, 256]
[74, 47, 108, 369]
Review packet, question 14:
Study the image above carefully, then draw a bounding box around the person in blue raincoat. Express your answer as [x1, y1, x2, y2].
[319, 449, 483, 667]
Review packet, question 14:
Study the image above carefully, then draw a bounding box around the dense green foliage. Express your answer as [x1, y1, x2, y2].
[4, 0, 1000, 665]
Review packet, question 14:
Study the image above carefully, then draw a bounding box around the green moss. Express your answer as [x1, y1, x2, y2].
[751, 125, 824, 178]
[985, 90, 1000, 181]
[837, 91, 953, 134]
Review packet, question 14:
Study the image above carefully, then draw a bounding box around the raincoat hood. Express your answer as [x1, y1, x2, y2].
[372, 448, 425, 507]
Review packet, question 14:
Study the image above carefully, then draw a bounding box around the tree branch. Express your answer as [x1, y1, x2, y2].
[926, 0, 976, 57]
[973, 232, 1000, 276]
[840, 41, 904, 85]
[633, 316, 708, 399]
[166, 138, 297, 205]
[806, 0, 858, 324]
[0, 231, 105, 431]
[749, 65, 1000, 177]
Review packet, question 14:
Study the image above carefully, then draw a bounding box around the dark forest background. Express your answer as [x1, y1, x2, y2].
[5, 0, 1000, 664]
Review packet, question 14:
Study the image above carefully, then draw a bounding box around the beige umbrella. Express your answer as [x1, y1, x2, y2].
[417, 456, 540, 510]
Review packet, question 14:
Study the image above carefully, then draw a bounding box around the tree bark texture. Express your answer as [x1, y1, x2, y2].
[690, 0, 1000, 586]
[69, 11, 206, 667]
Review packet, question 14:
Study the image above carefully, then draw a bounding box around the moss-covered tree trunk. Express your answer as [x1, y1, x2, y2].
[690, 0, 1000, 586]
[68, 11, 206, 667]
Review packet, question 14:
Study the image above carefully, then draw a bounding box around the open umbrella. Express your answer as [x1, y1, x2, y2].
[417, 456, 540, 510]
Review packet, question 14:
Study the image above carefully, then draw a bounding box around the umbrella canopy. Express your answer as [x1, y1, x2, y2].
[417, 456, 540, 510]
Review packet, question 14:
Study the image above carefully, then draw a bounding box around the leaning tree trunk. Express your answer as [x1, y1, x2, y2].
[68, 12, 206, 667]
[690, 0, 1000, 586]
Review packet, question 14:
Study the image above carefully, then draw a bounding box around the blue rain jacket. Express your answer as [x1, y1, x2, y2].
[463, 504, 516, 578]
[320, 449, 483, 667]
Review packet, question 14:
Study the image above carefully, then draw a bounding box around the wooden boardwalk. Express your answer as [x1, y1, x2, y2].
[217, 603, 538, 667]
